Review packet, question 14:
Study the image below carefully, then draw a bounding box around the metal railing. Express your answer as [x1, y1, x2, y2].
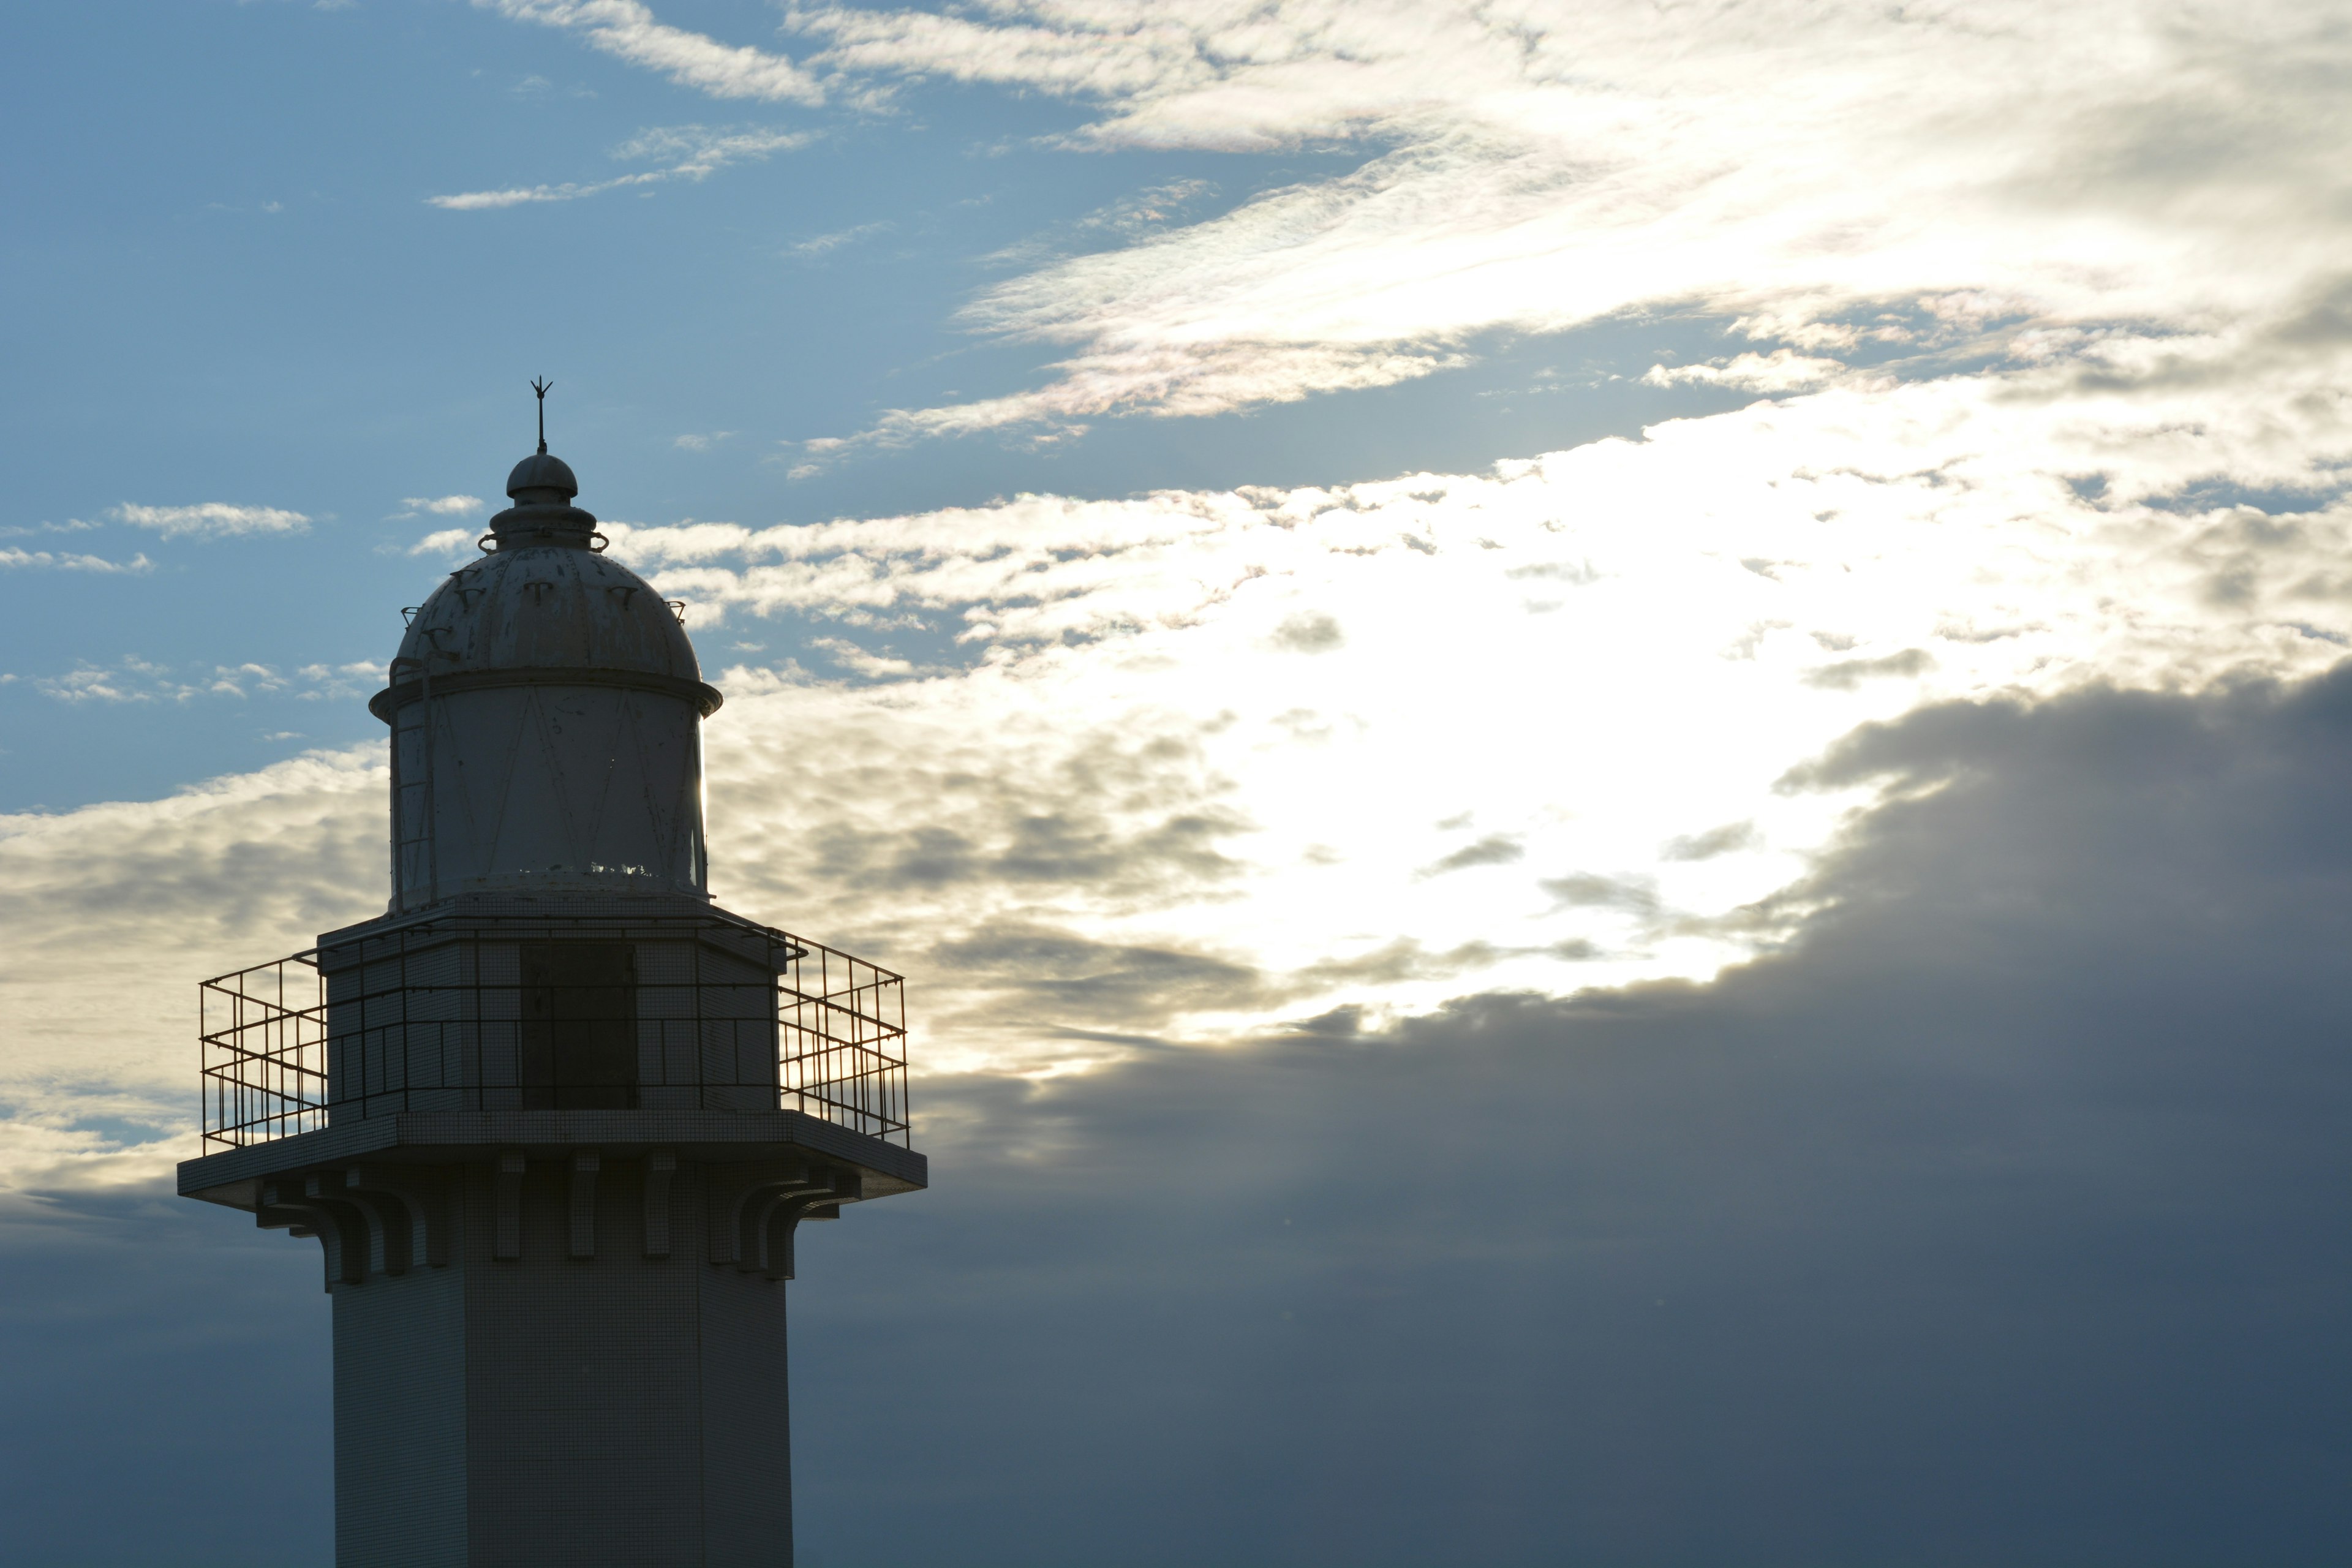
[778, 944, 908, 1144]
[202, 957, 331, 1149]
[199, 914, 910, 1153]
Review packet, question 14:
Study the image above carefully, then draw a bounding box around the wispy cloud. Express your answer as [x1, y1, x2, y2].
[1419, 834, 1525, 878]
[110, 502, 309, 539]
[502, 0, 2352, 443]
[1803, 649, 1938, 692]
[391, 494, 484, 518]
[981, 180, 1213, 268]
[473, 0, 824, 104]
[561, 345, 2352, 1055]
[0, 519, 101, 538]
[0, 548, 151, 573]
[788, 221, 891, 258]
[430, 123, 810, 209]
[1662, 821, 1760, 862]
[39, 658, 199, 704]
[31, 658, 377, 705]
[409, 528, 477, 556]
[21, 339, 2352, 1075]
[1643, 352, 1849, 394]
[53, 0, 2352, 1076]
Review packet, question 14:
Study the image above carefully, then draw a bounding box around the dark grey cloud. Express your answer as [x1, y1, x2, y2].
[930, 924, 1265, 1026]
[1504, 560, 1598, 584]
[814, 805, 1247, 894]
[1800, 646, 1937, 689]
[1268, 612, 1344, 653]
[19, 666, 2352, 1564]
[726, 724, 1253, 923]
[924, 927, 1518, 1033]
[1660, 818, 1759, 861]
[1538, 869, 1662, 913]
[1418, 832, 1524, 876]
[791, 666, 2352, 1566]
[1288, 936, 1505, 988]
[0, 1197, 333, 1566]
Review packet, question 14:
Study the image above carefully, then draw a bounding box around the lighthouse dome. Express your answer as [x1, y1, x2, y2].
[369, 447, 719, 907]
[386, 543, 712, 700]
[373, 448, 720, 715]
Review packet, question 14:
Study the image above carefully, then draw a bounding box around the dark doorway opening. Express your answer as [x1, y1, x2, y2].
[520, 941, 639, 1109]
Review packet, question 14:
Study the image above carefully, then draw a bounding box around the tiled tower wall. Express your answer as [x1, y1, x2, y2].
[336, 1234, 468, 1567]
[331, 1158, 793, 1568]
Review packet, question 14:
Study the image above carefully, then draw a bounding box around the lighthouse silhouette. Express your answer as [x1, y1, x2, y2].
[178, 391, 924, 1567]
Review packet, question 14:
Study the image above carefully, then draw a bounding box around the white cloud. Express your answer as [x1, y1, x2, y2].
[494, 0, 2352, 440]
[32, 0, 2352, 1181]
[293, 662, 384, 699]
[673, 431, 734, 451]
[432, 186, 590, 211]
[807, 635, 928, 679]
[111, 502, 309, 538]
[0, 548, 151, 573]
[981, 181, 1215, 268]
[409, 528, 477, 556]
[1642, 352, 1849, 393]
[393, 494, 485, 517]
[611, 123, 810, 172]
[788, 221, 891, 257]
[0, 519, 101, 538]
[30, 658, 376, 705]
[471, 0, 823, 103]
[17, 339, 2352, 1182]
[0, 745, 382, 1189]
[600, 352, 2352, 1060]
[430, 123, 810, 209]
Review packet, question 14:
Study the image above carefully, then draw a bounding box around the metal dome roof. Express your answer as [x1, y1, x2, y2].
[391, 543, 706, 684]
[369, 451, 721, 722]
[506, 451, 578, 502]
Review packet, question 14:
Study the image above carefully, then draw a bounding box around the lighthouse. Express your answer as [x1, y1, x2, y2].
[177, 396, 924, 1567]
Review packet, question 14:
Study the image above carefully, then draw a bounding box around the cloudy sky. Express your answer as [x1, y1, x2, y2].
[7, 1, 2352, 1562]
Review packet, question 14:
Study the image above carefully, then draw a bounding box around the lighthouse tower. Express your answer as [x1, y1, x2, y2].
[178, 402, 924, 1568]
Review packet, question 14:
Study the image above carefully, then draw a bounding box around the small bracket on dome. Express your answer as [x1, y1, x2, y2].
[529, 375, 554, 454]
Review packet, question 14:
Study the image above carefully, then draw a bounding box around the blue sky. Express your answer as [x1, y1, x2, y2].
[10, 2, 2352, 1562]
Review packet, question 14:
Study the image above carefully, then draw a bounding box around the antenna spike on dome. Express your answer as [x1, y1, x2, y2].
[530, 375, 554, 454]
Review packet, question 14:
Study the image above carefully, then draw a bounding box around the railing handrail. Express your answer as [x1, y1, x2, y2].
[198, 924, 910, 1152]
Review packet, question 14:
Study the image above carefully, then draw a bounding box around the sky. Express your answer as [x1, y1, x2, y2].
[6, 1, 2352, 1562]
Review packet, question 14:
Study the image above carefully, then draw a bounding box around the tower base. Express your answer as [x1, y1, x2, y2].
[179, 1114, 924, 1568]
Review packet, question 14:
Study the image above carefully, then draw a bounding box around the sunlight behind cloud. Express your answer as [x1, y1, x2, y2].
[22, 0, 2352, 1191]
[13, 350, 2352, 1185]
[675, 384, 2352, 1068]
